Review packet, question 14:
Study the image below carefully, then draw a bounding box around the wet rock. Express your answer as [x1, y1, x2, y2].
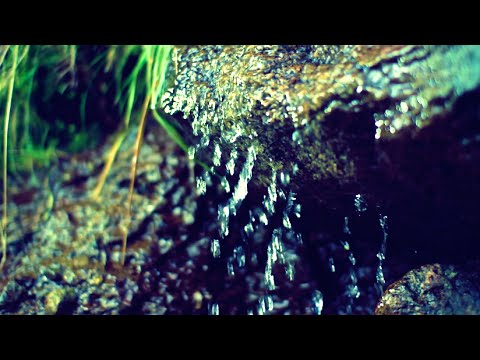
[44, 287, 66, 315]
[375, 263, 480, 315]
[0, 124, 203, 315]
[163, 45, 480, 203]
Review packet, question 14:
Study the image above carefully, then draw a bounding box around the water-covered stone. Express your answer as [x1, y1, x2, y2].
[375, 263, 480, 315]
[162, 46, 480, 261]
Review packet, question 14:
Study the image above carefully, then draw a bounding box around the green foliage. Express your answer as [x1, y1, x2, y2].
[0, 45, 78, 177]
[0, 45, 188, 180]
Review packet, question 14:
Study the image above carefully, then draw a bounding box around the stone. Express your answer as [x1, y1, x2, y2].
[375, 263, 480, 315]
[162, 45, 480, 210]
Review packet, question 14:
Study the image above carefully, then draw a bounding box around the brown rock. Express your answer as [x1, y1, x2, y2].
[162, 45, 480, 210]
[375, 263, 480, 315]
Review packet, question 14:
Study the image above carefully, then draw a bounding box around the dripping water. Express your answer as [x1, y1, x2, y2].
[342, 215, 360, 314]
[376, 214, 388, 295]
[311, 290, 324, 315]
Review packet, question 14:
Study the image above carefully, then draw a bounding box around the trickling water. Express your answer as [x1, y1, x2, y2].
[342, 215, 360, 312]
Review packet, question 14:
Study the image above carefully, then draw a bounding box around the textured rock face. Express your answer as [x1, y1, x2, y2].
[162, 45, 480, 209]
[375, 263, 480, 315]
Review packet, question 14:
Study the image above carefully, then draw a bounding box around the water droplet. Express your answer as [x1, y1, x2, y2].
[196, 177, 207, 195]
[265, 294, 274, 311]
[348, 253, 356, 266]
[208, 302, 219, 315]
[343, 216, 351, 235]
[292, 163, 299, 175]
[258, 210, 268, 226]
[279, 171, 290, 186]
[341, 240, 350, 252]
[257, 297, 266, 315]
[296, 233, 303, 245]
[244, 222, 254, 237]
[234, 246, 246, 268]
[212, 142, 222, 167]
[282, 214, 292, 229]
[285, 262, 295, 281]
[227, 258, 235, 277]
[220, 176, 230, 193]
[354, 194, 367, 213]
[329, 257, 336, 272]
[376, 214, 388, 294]
[311, 290, 324, 315]
[376, 265, 385, 288]
[226, 149, 238, 176]
[293, 204, 302, 218]
[188, 146, 196, 160]
[200, 134, 210, 148]
[230, 145, 257, 215]
[211, 239, 221, 258]
[218, 204, 230, 238]
[292, 130, 303, 145]
[263, 170, 278, 215]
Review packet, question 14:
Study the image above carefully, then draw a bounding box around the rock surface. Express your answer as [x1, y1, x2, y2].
[163, 45, 480, 207]
[375, 263, 480, 315]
